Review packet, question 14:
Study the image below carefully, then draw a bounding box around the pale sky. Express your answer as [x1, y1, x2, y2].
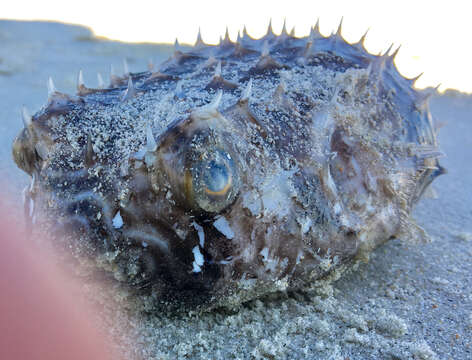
[3, 0, 471, 93]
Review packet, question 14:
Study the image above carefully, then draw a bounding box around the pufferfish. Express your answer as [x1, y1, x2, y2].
[12, 20, 444, 311]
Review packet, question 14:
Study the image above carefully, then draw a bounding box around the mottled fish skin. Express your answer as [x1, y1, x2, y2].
[12, 20, 444, 311]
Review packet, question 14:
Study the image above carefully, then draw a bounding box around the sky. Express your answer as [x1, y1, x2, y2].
[3, 0, 471, 93]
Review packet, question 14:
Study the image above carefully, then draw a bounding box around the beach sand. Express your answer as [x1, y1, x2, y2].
[0, 20, 470, 359]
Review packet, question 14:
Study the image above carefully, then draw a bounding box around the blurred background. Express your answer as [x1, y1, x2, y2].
[2, 0, 472, 93]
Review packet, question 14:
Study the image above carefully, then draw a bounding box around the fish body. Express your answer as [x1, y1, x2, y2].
[12, 21, 443, 311]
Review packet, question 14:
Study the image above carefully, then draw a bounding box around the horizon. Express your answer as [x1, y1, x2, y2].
[2, 0, 470, 94]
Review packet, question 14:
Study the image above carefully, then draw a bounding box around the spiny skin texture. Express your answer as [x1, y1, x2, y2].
[12, 22, 444, 311]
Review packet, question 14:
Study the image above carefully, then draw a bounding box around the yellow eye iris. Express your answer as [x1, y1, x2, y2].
[186, 149, 239, 213]
[203, 160, 232, 196]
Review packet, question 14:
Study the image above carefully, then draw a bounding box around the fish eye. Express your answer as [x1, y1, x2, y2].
[203, 160, 231, 196]
[186, 149, 239, 213]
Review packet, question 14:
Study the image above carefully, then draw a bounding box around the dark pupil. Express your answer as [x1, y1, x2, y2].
[204, 160, 229, 193]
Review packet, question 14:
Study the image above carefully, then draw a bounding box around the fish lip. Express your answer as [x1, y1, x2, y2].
[117, 220, 225, 297]
[121, 227, 171, 254]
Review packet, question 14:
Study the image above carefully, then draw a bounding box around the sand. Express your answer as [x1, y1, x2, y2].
[0, 20, 470, 359]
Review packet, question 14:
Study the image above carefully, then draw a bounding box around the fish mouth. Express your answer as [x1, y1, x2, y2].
[117, 219, 224, 297]
[51, 188, 220, 297]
